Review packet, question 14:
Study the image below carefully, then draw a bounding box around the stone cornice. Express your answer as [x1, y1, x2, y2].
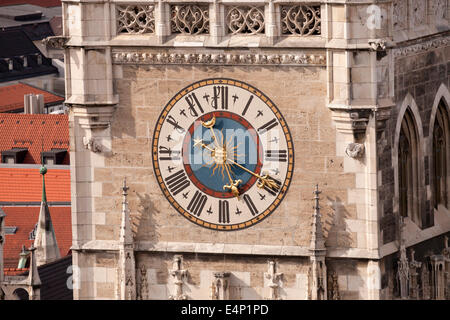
[111, 50, 326, 66]
[392, 37, 450, 57]
[72, 240, 381, 259]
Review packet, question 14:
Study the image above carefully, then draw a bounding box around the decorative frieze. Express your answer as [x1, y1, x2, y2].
[281, 5, 321, 36]
[112, 51, 326, 66]
[226, 6, 265, 35]
[392, 37, 450, 57]
[170, 5, 209, 35]
[117, 5, 156, 34]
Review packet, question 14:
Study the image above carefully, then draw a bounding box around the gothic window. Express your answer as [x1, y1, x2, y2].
[433, 100, 449, 208]
[398, 108, 420, 223]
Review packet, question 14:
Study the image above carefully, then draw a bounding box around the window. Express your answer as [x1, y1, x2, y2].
[40, 149, 67, 165]
[433, 100, 449, 209]
[398, 108, 420, 223]
[1, 148, 28, 164]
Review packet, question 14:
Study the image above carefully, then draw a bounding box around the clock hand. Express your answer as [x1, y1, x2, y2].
[226, 158, 280, 192]
[201, 115, 221, 148]
[193, 138, 242, 198]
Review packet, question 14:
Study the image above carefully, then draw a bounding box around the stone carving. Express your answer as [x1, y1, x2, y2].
[169, 255, 188, 300]
[82, 136, 102, 153]
[345, 143, 365, 159]
[41, 36, 69, 49]
[421, 264, 431, 299]
[117, 5, 155, 34]
[393, 0, 408, 30]
[368, 39, 387, 52]
[281, 5, 321, 36]
[112, 51, 326, 66]
[138, 265, 149, 300]
[410, 0, 427, 27]
[226, 6, 265, 35]
[409, 249, 422, 299]
[171, 5, 209, 34]
[265, 260, 283, 300]
[396, 217, 409, 299]
[212, 272, 230, 300]
[392, 38, 450, 57]
[327, 272, 340, 300]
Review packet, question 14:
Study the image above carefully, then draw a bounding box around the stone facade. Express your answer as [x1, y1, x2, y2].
[52, 0, 450, 299]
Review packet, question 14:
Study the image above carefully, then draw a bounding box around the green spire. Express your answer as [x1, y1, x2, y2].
[40, 165, 47, 202]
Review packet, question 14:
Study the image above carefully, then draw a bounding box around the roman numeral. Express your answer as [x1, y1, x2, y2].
[165, 170, 190, 196]
[187, 190, 207, 217]
[185, 93, 204, 117]
[166, 115, 185, 133]
[219, 200, 230, 224]
[242, 95, 254, 116]
[265, 150, 287, 162]
[212, 86, 228, 110]
[262, 178, 282, 196]
[258, 118, 278, 134]
[159, 146, 181, 161]
[243, 194, 258, 216]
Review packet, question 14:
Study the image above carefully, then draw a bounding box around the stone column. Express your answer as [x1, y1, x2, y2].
[169, 255, 188, 300]
[265, 261, 283, 300]
[212, 272, 230, 300]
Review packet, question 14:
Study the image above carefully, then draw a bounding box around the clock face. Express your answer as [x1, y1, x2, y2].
[152, 79, 294, 230]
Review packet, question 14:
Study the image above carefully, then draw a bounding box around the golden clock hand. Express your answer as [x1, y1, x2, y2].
[193, 138, 215, 153]
[201, 115, 221, 148]
[226, 158, 280, 192]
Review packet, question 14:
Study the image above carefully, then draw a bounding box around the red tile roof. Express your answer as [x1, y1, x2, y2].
[0, 0, 61, 7]
[0, 113, 69, 164]
[4, 267, 28, 276]
[2, 206, 72, 268]
[0, 167, 70, 202]
[0, 83, 64, 113]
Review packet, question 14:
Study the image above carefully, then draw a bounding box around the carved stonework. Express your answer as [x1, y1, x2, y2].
[409, 250, 422, 299]
[226, 6, 265, 35]
[281, 5, 321, 36]
[169, 255, 188, 300]
[327, 272, 340, 300]
[138, 265, 149, 300]
[393, 0, 408, 30]
[421, 264, 431, 300]
[345, 143, 365, 159]
[42, 36, 69, 49]
[117, 5, 155, 34]
[82, 137, 102, 153]
[265, 260, 283, 300]
[410, 0, 427, 27]
[393, 38, 450, 57]
[171, 5, 209, 35]
[212, 272, 230, 300]
[112, 50, 326, 66]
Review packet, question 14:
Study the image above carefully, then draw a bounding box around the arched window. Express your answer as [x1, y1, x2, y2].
[398, 108, 420, 223]
[433, 100, 449, 209]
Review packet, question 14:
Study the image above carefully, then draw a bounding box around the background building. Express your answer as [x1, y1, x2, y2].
[47, 0, 450, 300]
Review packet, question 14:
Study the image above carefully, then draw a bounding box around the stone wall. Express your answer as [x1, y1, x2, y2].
[90, 63, 363, 251]
[378, 43, 450, 244]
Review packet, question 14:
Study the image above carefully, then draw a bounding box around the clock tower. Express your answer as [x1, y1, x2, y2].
[52, 0, 450, 300]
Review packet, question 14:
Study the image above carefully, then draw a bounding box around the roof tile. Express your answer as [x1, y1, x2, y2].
[0, 83, 64, 112]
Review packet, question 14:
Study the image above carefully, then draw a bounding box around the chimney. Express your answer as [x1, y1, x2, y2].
[24, 94, 44, 114]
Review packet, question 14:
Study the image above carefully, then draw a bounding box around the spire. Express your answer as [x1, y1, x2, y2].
[17, 245, 29, 269]
[310, 184, 326, 252]
[119, 178, 136, 300]
[34, 165, 60, 266]
[120, 178, 133, 245]
[26, 245, 41, 300]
